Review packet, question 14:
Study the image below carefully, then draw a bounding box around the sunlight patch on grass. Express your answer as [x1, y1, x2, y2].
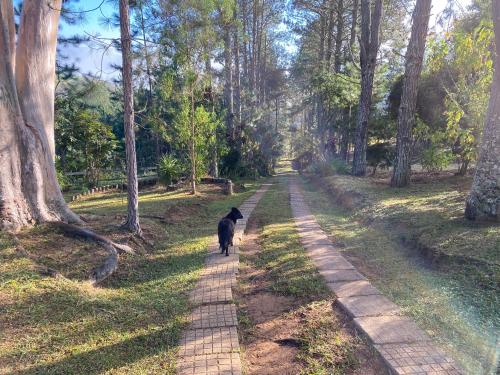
[300, 176, 499, 375]
[0, 183, 260, 374]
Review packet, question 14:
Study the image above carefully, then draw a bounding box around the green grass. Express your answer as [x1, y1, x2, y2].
[251, 177, 330, 299]
[300, 174, 499, 375]
[240, 176, 360, 374]
[0, 183, 260, 374]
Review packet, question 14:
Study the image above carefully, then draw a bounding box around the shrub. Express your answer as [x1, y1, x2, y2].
[307, 159, 350, 177]
[421, 146, 453, 172]
[158, 154, 182, 185]
[367, 143, 394, 175]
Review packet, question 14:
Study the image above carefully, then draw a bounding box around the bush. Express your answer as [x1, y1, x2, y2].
[421, 146, 453, 172]
[330, 159, 350, 175]
[158, 154, 182, 185]
[367, 142, 394, 175]
[307, 159, 350, 177]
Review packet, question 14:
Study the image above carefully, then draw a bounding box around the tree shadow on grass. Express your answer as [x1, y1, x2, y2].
[13, 326, 179, 375]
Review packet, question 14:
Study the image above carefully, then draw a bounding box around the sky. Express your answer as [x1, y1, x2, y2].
[56, 0, 473, 81]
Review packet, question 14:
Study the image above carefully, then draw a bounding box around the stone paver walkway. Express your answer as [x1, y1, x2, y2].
[289, 178, 463, 375]
[177, 185, 271, 375]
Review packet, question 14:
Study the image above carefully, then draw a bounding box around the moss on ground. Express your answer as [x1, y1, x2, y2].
[300, 173, 499, 375]
[0, 183, 259, 374]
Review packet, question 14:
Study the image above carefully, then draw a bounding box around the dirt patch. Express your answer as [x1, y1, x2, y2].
[163, 203, 204, 224]
[236, 222, 304, 375]
[236, 218, 387, 375]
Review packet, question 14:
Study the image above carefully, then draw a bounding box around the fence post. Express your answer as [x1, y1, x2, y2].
[224, 180, 234, 196]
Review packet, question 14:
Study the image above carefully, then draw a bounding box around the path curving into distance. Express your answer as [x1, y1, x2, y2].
[176, 184, 272, 375]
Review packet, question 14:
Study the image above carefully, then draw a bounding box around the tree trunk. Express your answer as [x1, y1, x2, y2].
[223, 21, 234, 140]
[0, 0, 81, 231]
[233, 4, 242, 136]
[334, 0, 345, 73]
[465, 0, 500, 221]
[391, 0, 431, 187]
[190, 86, 197, 194]
[352, 0, 383, 176]
[119, 0, 141, 234]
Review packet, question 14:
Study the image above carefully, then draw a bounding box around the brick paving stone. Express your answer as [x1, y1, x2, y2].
[178, 327, 240, 356]
[354, 316, 430, 345]
[375, 343, 463, 375]
[313, 255, 355, 271]
[202, 263, 239, 277]
[319, 269, 367, 283]
[190, 273, 235, 304]
[336, 295, 401, 318]
[177, 353, 242, 375]
[177, 185, 271, 375]
[189, 304, 238, 329]
[289, 180, 463, 375]
[206, 254, 239, 265]
[327, 280, 381, 297]
[305, 244, 341, 258]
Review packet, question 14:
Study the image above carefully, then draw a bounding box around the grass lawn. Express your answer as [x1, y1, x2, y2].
[300, 172, 499, 375]
[0, 182, 260, 374]
[238, 176, 370, 375]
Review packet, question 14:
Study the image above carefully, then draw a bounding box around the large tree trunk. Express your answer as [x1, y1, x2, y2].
[391, 0, 432, 187]
[0, 0, 81, 231]
[465, 0, 500, 221]
[119, 0, 141, 234]
[352, 0, 383, 176]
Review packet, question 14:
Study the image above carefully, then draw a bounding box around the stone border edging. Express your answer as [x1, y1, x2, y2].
[289, 177, 463, 375]
[176, 184, 272, 375]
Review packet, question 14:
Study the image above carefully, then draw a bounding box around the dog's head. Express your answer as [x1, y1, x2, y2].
[230, 207, 244, 220]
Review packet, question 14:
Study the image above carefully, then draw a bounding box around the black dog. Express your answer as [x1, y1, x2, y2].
[218, 207, 244, 256]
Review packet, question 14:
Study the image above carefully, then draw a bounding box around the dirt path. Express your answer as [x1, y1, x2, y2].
[236, 221, 304, 375]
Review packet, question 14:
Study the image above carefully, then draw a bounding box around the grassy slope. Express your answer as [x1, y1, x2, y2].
[243, 177, 361, 374]
[0, 183, 259, 375]
[300, 173, 499, 375]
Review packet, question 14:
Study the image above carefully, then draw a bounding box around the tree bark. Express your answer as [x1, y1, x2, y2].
[119, 0, 141, 234]
[233, 4, 242, 134]
[465, 0, 500, 221]
[0, 0, 81, 231]
[352, 0, 382, 176]
[391, 0, 431, 187]
[223, 20, 234, 140]
[334, 0, 345, 73]
[190, 86, 197, 194]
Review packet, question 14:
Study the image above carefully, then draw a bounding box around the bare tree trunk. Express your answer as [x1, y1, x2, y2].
[349, 0, 359, 54]
[0, 0, 81, 231]
[334, 0, 345, 73]
[352, 0, 383, 176]
[251, 0, 258, 95]
[233, 4, 242, 133]
[223, 21, 234, 139]
[465, 0, 500, 221]
[119, 0, 141, 234]
[391, 0, 431, 187]
[325, 0, 335, 67]
[190, 86, 197, 194]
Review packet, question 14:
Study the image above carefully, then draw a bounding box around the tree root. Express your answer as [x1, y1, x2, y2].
[52, 222, 135, 285]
